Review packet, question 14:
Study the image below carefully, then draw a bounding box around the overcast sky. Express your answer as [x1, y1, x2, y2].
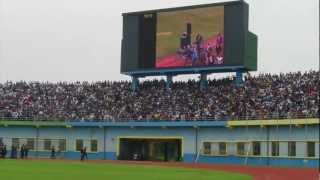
[0, 0, 318, 82]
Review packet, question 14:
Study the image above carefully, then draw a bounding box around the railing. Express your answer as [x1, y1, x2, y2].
[0, 114, 318, 123]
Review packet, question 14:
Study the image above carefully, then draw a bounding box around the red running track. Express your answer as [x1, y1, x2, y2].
[101, 160, 319, 180]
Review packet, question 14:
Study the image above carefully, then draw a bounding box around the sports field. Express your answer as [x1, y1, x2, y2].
[0, 159, 251, 180]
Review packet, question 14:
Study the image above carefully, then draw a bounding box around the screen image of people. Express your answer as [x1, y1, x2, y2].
[156, 6, 224, 68]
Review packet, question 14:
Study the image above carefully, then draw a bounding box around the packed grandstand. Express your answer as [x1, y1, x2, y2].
[0, 70, 318, 121]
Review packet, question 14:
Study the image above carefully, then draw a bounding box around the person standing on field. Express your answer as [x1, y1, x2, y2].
[1, 145, 7, 158]
[51, 146, 56, 159]
[20, 145, 25, 159]
[80, 147, 84, 161]
[83, 147, 88, 160]
[24, 145, 29, 158]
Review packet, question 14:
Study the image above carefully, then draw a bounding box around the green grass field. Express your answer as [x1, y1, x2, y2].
[156, 5, 224, 58]
[0, 160, 252, 180]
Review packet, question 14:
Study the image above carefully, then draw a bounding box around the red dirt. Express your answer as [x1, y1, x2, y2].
[156, 34, 224, 68]
[25, 159, 319, 180]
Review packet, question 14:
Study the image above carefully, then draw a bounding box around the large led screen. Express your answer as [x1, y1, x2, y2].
[121, 1, 253, 74]
[156, 6, 224, 68]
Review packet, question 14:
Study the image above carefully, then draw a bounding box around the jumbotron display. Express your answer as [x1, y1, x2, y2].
[121, 1, 257, 75]
[156, 6, 224, 68]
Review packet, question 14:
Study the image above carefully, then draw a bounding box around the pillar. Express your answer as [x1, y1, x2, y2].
[131, 76, 139, 91]
[235, 71, 243, 85]
[166, 75, 173, 91]
[200, 73, 208, 90]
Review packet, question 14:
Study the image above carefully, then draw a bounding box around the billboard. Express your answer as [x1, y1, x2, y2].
[121, 1, 257, 75]
[156, 6, 224, 68]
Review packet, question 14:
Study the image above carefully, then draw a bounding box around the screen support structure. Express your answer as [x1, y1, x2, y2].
[130, 70, 244, 91]
[200, 73, 208, 90]
[235, 71, 244, 85]
[131, 75, 174, 91]
[166, 75, 173, 91]
[131, 76, 140, 91]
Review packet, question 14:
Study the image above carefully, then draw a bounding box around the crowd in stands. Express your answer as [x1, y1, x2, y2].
[0, 71, 318, 121]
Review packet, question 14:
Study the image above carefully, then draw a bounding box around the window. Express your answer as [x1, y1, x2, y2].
[58, 139, 66, 152]
[26, 138, 35, 150]
[306, 142, 315, 157]
[252, 141, 261, 156]
[12, 138, 19, 148]
[219, 142, 226, 155]
[203, 142, 211, 155]
[90, 140, 98, 152]
[288, 142, 296, 157]
[237, 142, 245, 155]
[76, 139, 83, 151]
[271, 142, 279, 156]
[44, 139, 51, 151]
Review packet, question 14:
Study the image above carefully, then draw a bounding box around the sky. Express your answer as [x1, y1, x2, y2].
[0, 0, 318, 82]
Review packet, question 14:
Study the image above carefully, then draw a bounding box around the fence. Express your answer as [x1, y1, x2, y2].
[0, 114, 318, 123]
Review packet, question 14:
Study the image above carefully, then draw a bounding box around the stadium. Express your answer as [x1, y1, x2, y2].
[0, 0, 319, 180]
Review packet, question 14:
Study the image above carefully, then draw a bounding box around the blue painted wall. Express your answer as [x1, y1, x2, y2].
[0, 124, 318, 168]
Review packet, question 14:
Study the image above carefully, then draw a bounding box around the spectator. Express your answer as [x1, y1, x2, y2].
[0, 71, 318, 121]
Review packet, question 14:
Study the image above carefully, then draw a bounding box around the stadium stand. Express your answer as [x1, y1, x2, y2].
[0, 71, 318, 121]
